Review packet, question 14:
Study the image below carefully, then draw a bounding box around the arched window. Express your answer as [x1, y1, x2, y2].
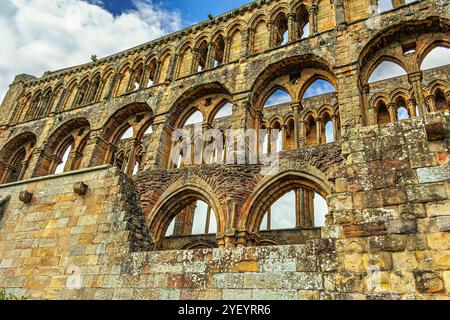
[263, 89, 291, 108]
[165, 200, 217, 237]
[88, 74, 101, 103]
[131, 63, 144, 92]
[305, 116, 317, 146]
[420, 46, 450, 70]
[213, 35, 225, 67]
[158, 53, 171, 83]
[172, 110, 204, 168]
[323, 113, 334, 143]
[377, 101, 391, 124]
[75, 80, 89, 107]
[26, 91, 41, 120]
[395, 97, 410, 120]
[284, 118, 295, 150]
[295, 5, 309, 39]
[271, 121, 283, 152]
[303, 79, 335, 99]
[368, 61, 407, 83]
[228, 28, 242, 62]
[0, 133, 36, 184]
[54, 143, 73, 174]
[177, 45, 193, 78]
[253, 20, 268, 54]
[260, 189, 328, 231]
[115, 66, 131, 96]
[434, 89, 448, 111]
[38, 89, 52, 118]
[196, 40, 209, 72]
[145, 59, 158, 87]
[273, 13, 288, 47]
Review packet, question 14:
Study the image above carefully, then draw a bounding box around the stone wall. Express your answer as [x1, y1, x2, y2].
[0, 114, 448, 300]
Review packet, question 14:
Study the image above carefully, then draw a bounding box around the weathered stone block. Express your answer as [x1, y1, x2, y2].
[436, 216, 450, 232]
[392, 252, 418, 271]
[417, 165, 450, 184]
[414, 271, 444, 294]
[406, 184, 448, 203]
[386, 219, 417, 235]
[426, 201, 450, 217]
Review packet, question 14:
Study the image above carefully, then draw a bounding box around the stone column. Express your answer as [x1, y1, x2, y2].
[126, 68, 136, 92]
[190, 48, 199, 74]
[267, 128, 272, 154]
[388, 103, 396, 122]
[332, 115, 338, 141]
[125, 138, 140, 176]
[299, 120, 306, 147]
[408, 71, 426, 116]
[223, 36, 231, 64]
[206, 42, 215, 69]
[106, 73, 119, 98]
[173, 203, 197, 236]
[281, 124, 287, 151]
[315, 117, 322, 145]
[287, 13, 298, 41]
[166, 54, 179, 82]
[267, 20, 275, 48]
[308, 5, 319, 36]
[55, 88, 68, 112]
[82, 131, 109, 168]
[242, 28, 252, 57]
[406, 99, 417, 117]
[291, 102, 301, 149]
[426, 95, 436, 112]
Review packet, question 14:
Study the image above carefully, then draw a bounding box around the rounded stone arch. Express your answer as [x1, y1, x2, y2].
[37, 117, 91, 176]
[166, 82, 232, 130]
[226, 20, 245, 36]
[318, 104, 334, 118]
[147, 182, 224, 250]
[0, 131, 37, 184]
[269, 3, 290, 21]
[358, 17, 450, 83]
[428, 79, 449, 96]
[417, 38, 450, 69]
[251, 54, 335, 109]
[249, 11, 269, 29]
[283, 112, 294, 124]
[369, 93, 390, 108]
[269, 116, 283, 128]
[193, 32, 211, 47]
[291, 0, 312, 13]
[239, 168, 331, 235]
[211, 28, 226, 43]
[301, 108, 318, 122]
[389, 88, 413, 102]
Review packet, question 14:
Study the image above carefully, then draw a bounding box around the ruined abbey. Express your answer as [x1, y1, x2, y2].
[0, 0, 449, 300]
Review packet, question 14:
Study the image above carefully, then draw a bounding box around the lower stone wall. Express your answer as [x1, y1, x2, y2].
[0, 114, 449, 300]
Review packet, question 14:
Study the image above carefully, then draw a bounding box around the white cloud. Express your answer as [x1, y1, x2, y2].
[0, 0, 182, 102]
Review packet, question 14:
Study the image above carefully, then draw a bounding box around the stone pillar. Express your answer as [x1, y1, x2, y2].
[299, 120, 306, 147]
[267, 20, 274, 48]
[166, 54, 179, 82]
[287, 13, 298, 41]
[55, 88, 68, 112]
[267, 128, 272, 154]
[281, 124, 287, 151]
[332, 115, 338, 141]
[82, 131, 109, 168]
[308, 5, 319, 36]
[388, 103, 396, 122]
[291, 102, 301, 149]
[223, 36, 231, 64]
[242, 28, 252, 57]
[106, 73, 119, 98]
[315, 117, 322, 145]
[206, 42, 215, 69]
[408, 71, 426, 117]
[125, 138, 140, 176]
[426, 95, 436, 112]
[190, 48, 199, 74]
[407, 99, 417, 117]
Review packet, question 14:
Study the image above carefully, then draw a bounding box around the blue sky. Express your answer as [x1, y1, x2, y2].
[90, 0, 253, 26]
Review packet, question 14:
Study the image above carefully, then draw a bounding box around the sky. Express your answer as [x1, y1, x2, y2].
[0, 0, 252, 102]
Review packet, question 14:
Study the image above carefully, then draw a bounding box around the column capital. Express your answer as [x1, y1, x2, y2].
[408, 71, 423, 83]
